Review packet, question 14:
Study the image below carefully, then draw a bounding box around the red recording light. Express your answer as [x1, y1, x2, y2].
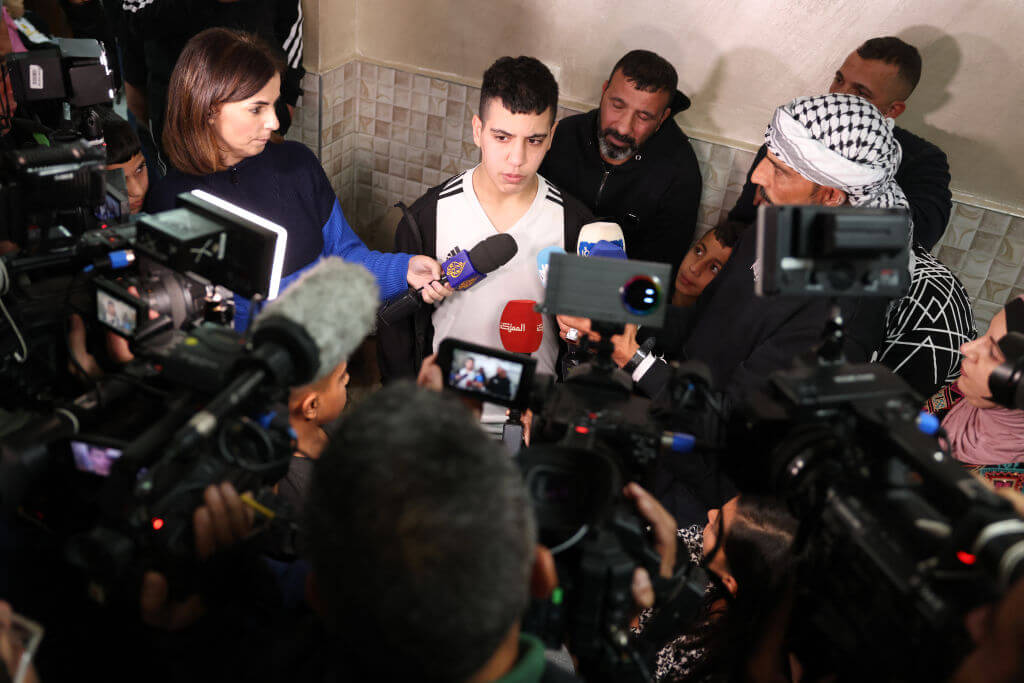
[956, 551, 976, 565]
[151, 518, 165, 531]
[574, 426, 589, 435]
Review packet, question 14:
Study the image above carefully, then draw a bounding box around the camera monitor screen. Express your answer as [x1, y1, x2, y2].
[94, 278, 148, 338]
[438, 338, 536, 409]
[97, 289, 137, 335]
[70, 440, 122, 477]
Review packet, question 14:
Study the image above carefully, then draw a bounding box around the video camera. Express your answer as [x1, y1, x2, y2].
[468, 205, 1024, 682]
[1, 165, 300, 603]
[696, 205, 1024, 681]
[2, 37, 116, 143]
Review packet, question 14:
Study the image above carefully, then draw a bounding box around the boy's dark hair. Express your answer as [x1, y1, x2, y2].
[609, 49, 677, 94]
[857, 37, 922, 97]
[304, 383, 537, 681]
[711, 220, 746, 249]
[479, 56, 558, 124]
[103, 118, 142, 165]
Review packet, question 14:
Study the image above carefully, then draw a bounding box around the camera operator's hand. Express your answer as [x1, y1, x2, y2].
[0, 602, 40, 683]
[622, 482, 677, 609]
[139, 483, 255, 630]
[610, 324, 640, 368]
[556, 317, 640, 369]
[407, 256, 455, 304]
[556, 315, 597, 344]
[67, 287, 157, 378]
[67, 314, 104, 379]
[416, 353, 444, 392]
[417, 354, 484, 419]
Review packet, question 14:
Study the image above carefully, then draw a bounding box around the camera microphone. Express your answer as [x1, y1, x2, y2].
[161, 258, 378, 458]
[377, 233, 518, 327]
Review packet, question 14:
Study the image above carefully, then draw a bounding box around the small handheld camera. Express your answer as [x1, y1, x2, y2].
[437, 338, 536, 410]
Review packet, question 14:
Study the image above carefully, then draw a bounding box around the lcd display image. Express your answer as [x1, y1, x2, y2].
[448, 350, 525, 402]
[97, 289, 138, 334]
[70, 441, 123, 477]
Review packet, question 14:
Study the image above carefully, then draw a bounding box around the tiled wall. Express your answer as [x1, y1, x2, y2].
[288, 61, 1023, 333]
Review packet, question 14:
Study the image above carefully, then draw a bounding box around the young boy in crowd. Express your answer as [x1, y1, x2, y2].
[378, 56, 594, 382]
[671, 220, 744, 306]
[103, 118, 150, 215]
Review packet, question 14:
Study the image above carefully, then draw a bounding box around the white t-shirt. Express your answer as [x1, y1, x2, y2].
[431, 167, 566, 377]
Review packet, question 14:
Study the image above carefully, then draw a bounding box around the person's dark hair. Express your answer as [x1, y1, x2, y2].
[710, 220, 746, 250]
[163, 28, 284, 175]
[304, 382, 537, 681]
[103, 119, 142, 165]
[479, 56, 558, 124]
[609, 49, 678, 94]
[682, 496, 798, 682]
[856, 37, 922, 97]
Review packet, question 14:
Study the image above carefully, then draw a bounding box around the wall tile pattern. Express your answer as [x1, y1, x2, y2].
[289, 61, 1022, 333]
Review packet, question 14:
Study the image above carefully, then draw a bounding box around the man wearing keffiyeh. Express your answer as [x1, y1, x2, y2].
[753, 93, 910, 216]
[749, 93, 975, 398]
[619, 93, 970, 410]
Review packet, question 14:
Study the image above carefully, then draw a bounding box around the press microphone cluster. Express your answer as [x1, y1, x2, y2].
[377, 233, 518, 327]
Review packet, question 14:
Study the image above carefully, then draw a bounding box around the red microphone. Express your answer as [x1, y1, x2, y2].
[499, 300, 543, 354]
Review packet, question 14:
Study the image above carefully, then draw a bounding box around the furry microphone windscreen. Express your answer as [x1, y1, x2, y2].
[253, 258, 379, 383]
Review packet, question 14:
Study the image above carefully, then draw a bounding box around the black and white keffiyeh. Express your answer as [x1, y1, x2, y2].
[765, 93, 909, 213]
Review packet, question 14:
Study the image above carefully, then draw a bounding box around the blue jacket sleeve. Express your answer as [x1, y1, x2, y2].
[233, 200, 412, 331]
[321, 199, 411, 300]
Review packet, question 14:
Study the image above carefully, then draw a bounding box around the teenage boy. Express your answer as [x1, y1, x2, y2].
[378, 56, 593, 381]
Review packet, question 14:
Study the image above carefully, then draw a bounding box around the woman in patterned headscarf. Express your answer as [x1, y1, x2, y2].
[938, 295, 1024, 488]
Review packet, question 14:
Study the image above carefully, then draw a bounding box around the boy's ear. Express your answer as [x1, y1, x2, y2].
[530, 546, 558, 598]
[471, 114, 483, 148]
[301, 392, 320, 421]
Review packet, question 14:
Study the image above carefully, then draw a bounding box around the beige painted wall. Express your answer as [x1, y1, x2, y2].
[306, 0, 1023, 213]
[302, 0, 356, 72]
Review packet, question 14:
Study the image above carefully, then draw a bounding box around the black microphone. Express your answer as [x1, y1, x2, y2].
[377, 233, 518, 327]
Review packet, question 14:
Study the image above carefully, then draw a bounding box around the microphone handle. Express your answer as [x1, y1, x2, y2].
[377, 275, 451, 328]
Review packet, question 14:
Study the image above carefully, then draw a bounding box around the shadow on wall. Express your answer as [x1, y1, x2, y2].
[646, 18, 799, 145]
[897, 26, 1020, 204]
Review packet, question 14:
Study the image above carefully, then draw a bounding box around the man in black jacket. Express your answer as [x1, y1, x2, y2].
[539, 50, 702, 280]
[729, 37, 952, 251]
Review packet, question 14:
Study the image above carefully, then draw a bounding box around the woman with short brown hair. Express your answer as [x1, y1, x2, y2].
[148, 28, 451, 330]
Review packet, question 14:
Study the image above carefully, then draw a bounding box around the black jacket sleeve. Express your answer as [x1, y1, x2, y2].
[726, 144, 766, 226]
[274, 0, 305, 108]
[894, 128, 952, 251]
[376, 194, 436, 383]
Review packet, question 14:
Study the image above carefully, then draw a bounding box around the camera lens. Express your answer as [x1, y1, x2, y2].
[620, 275, 661, 316]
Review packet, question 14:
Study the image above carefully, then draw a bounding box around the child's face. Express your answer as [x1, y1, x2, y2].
[675, 232, 733, 299]
[314, 361, 350, 425]
[107, 152, 149, 214]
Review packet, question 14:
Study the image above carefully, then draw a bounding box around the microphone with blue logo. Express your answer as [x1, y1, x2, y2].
[377, 233, 518, 327]
[576, 221, 626, 257]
